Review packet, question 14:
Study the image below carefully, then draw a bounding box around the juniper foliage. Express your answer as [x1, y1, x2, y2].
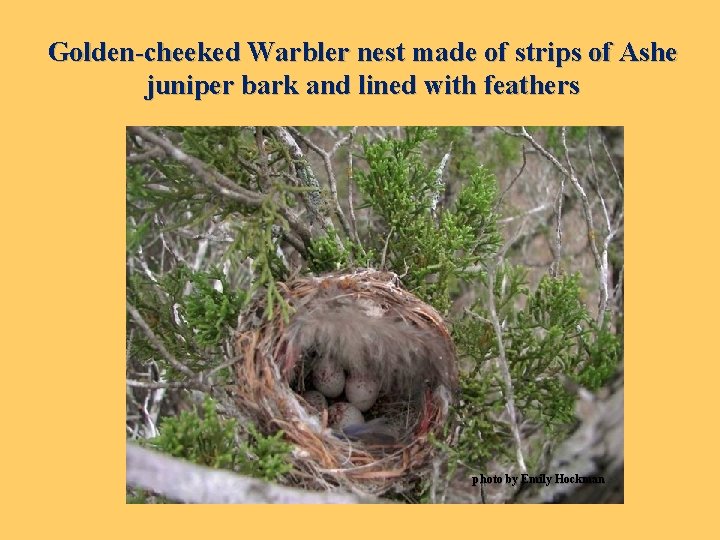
[126, 126, 623, 501]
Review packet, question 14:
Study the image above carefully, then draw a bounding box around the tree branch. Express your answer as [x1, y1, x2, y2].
[127, 443, 381, 504]
[486, 262, 527, 474]
[126, 300, 196, 378]
[128, 126, 312, 255]
[288, 127, 353, 237]
[505, 126, 616, 324]
[127, 127, 263, 206]
[269, 127, 342, 247]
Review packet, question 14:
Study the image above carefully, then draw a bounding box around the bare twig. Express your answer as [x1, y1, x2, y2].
[486, 263, 527, 474]
[507, 126, 615, 324]
[346, 130, 363, 249]
[205, 355, 243, 379]
[269, 127, 340, 244]
[254, 126, 272, 192]
[552, 162, 566, 276]
[463, 308, 493, 326]
[329, 127, 356, 156]
[126, 379, 202, 390]
[127, 443, 382, 504]
[494, 144, 528, 210]
[288, 127, 352, 237]
[128, 126, 312, 254]
[126, 300, 195, 378]
[128, 127, 263, 206]
[600, 131, 623, 195]
[587, 129, 624, 324]
[523, 126, 601, 271]
[380, 226, 394, 270]
[279, 226, 308, 255]
[498, 202, 552, 224]
[127, 146, 165, 163]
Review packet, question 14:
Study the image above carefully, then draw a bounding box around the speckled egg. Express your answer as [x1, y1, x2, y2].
[312, 357, 345, 398]
[328, 402, 365, 430]
[302, 390, 328, 413]
[345, 371, 380, 412]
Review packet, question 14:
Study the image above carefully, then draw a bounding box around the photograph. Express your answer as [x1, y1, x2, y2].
[125, 126, 624, 504]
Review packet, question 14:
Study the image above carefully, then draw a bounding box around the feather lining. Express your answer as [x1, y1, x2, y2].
[286, 286, 456, 397]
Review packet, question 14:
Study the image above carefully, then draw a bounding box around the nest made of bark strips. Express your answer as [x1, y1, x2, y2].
[233, 270, 458, 495]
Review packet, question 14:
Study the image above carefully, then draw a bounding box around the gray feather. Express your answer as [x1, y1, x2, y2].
[286, 290, 454, 397]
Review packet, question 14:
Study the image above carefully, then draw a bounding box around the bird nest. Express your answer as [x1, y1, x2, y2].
[233, 270, 457, 495]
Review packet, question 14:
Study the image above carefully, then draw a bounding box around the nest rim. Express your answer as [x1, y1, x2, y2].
[233, 270, 457, 495]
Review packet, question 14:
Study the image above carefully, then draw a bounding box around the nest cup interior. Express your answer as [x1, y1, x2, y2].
[291, 350, 426, 446]
[234, 271, 458, 489]
[282, 277, 456, 446]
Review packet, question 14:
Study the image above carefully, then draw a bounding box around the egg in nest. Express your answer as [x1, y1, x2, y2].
[328, 402, 364, 430]
[301, 390, 328, 413]
[312, 357, 345, 398]
[345, 371, 380, 412]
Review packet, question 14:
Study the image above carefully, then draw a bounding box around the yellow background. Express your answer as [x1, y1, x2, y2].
[1, 0, 716, 537]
